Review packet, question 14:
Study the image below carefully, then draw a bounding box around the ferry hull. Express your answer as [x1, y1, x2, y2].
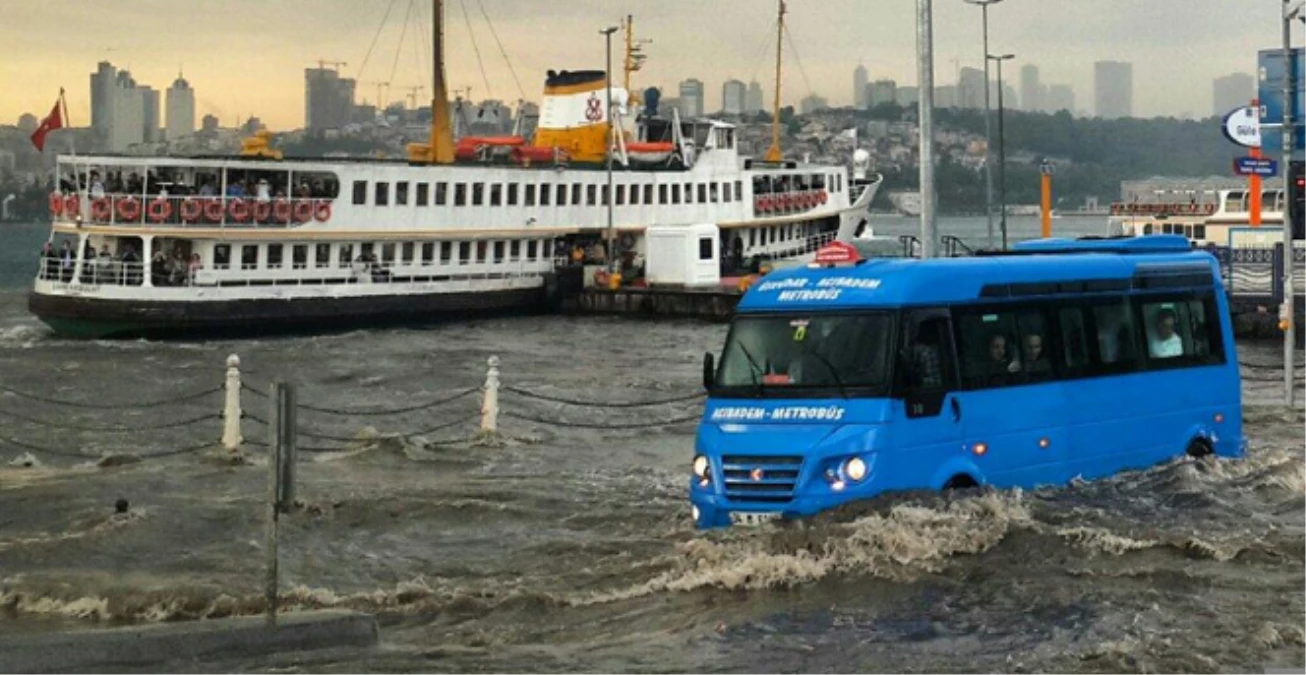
[28, 286, 553, 339]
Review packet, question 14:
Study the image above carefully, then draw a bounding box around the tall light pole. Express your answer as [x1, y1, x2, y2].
[601, 25, 619, 273]
[988, 53, 1014, 250]
[1280, 0, 1301, 407]
[965, 0, 1003, 250]
[917, 0, 937, 258]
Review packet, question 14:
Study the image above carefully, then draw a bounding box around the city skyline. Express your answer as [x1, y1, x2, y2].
[0, 0, 1294, 129]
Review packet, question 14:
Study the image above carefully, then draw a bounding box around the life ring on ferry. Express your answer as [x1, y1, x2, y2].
[64, 195, 80, 218]
[116, 196, 142, 222]
[203, 198, 224, 223]
[228, 198, 250, 223]
[819, 190, 828, 205]
[292, 200, 313, 223]
[756, 197, 769, 212]
[313, 199, 331, 222]
[146, 197, 172, 223]
[180, 198, 202, 223]
[90, 197, 111, 221]
[272, 199, 292, 223]
[594, 269, 611, 287]
[251, 200, 272, 223]
[49, 193, 64, 216]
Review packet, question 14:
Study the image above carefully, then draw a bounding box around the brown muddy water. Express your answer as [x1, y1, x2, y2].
[0, 278, 1304, 672]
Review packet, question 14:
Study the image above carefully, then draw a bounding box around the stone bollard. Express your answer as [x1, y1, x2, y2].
[222, 354, 243, 451]
[480, 355, 500, 435]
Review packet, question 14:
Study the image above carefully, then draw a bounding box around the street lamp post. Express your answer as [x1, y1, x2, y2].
[964, 0, 1003, 250]
[988, 53, 1014, 250]
[601, 25, 619, 273]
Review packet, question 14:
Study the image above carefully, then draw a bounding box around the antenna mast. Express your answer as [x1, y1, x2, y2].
[427, 0, 454, 163]
[765, 0, 785, 162]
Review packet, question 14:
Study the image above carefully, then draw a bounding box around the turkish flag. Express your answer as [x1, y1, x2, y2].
[30, 99, 63, 152]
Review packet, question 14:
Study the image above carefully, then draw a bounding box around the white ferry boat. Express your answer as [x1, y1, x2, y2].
[29, 5, 881, 338]
[1106, 188, 1286, 246]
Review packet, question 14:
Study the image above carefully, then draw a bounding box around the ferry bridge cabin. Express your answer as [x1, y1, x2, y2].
[690, 236, 1243, 529]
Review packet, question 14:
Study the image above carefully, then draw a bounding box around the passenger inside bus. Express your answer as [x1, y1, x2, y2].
[1021, 333, 1052, 375]
[1148, 308, 1183, 359]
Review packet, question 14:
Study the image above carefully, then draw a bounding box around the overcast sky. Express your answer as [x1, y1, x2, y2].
[0, 0, 1299, 129]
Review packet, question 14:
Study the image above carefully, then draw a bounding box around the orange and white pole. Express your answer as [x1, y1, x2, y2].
[1250, 98, 1262, 227]
[1039, 160, 1054, 238]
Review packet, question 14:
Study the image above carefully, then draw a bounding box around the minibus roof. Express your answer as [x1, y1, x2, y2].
[738, 236, 1218, 312]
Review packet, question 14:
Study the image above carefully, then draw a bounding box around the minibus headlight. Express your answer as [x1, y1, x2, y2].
[692, 455, 710, 478]
[845, 457, 867, 482]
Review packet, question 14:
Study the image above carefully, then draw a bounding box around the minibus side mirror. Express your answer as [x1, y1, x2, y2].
[702, 352, 716, 391]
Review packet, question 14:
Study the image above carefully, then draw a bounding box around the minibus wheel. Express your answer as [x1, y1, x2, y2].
[1186, 438, 1214, 459]
[943, 474, 979, 491]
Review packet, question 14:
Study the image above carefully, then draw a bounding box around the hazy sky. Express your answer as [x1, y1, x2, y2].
[0, 0, 1299, 129]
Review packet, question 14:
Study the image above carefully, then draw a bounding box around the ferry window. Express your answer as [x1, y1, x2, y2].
[629, 184, 639, 205]
[416, 182, 429, 205]
[421, 242, 435, 264]
[401, 242, 414, 264]
[698, 237, 714, 261]
[1090, 299, 1140, 368]
[454, 183, 467, 206]
[440, 242, 452, 263]
[684, 183, 694, 203]
[510, 240, 521, 260]
[710, 183, 719, 203]
[723, 182, 732, 203]
[315, 244, 330, 268]
[527, 240, 538, 260]
[337, 244, 353, 267]
[539, 184, 551, 206]
[360, 242, 374, 260]
[815, 175, 826, 190]
[602, 185, 610, 206]
[473, 183, 485, 206]
[1193, 225, 1206, 240]
[659, 184, 668, 204]
[644, 184, 653, 205]
[214, 245, 231, 270]
[476, 241, 486, 263]
[507, 183, 518, 206]
[436, 182, 449, 205]
[572, 184, 582, 205]
[749, 229, 756, 247]
[267, 244, 283, 270]
[1142, 224, 1153, 235]
[292, 245, 307, 270]
[616, 185, 625, 206]
[556, 184, 567, 206]
[493, 241, 505, 263]
[525, 184, 536, 206]
[396, 182, 409, 206]
[672, 184, 681, 204]
[490, 184, 502, 206]
[458, 242, 471, 264]
[375, 182, 389, 206]
[955, 307, 1051, 389]
[352, 181, 367, 205]
[381, 243, 396, 264]
[242, 245, 259, 270]
[587, 185, 597, 206]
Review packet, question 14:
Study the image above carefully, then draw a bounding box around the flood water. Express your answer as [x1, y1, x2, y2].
[0, 219, 1303, 673]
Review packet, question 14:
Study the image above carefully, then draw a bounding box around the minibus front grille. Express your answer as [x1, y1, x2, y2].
[721, 455, 803, 503]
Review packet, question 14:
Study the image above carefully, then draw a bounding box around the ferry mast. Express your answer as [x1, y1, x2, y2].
[764, 0, 786, 163]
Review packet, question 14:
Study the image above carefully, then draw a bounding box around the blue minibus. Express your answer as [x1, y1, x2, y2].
[691, 236, 1244, 528]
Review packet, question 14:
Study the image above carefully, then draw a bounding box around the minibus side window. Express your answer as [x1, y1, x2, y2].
[1057, 307, 1090, 370]
[955, 306, 1051, 388]
[1088, 299, 1141, 371]
[897, 310, 959, 418]
[1136, 294, 1224, 367]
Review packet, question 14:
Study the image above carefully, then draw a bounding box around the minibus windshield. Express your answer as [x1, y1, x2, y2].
[715, 313, 893, 397]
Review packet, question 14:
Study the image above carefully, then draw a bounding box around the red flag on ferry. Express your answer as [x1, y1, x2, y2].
[29, 98, 63, 152]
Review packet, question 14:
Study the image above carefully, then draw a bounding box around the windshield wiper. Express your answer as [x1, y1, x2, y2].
[735, 341, 767, 397]
[799, 345, 850, 399]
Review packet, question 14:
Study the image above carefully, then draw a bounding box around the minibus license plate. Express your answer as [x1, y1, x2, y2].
[730, 511, 780, 526]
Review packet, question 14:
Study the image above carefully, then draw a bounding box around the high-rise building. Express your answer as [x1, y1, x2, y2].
[90, 61, 116, 132]
[853, 63, 869, 109]
[722, 79, 747, 115]
[166, 73, 196, 141]
[1047, 85, 1075, 114]
[868, 79, 897, 108]
[895, 86, 919, 107]
[1020, 64, 1042, 112]
[935, 85, 958, 109]
[108, 70, 145, 152]
[958, 67, 986, 109]
[678, 78, 705, 118]
[1094, 61, 1133, 119]
[305, 67, 357, 130]
[1212, 73, 1255, 116]
[141, 87, 160, 143]
[799, 93, 829, 115]
[746, 80, 765, 114]
[201, 114, 220, 134]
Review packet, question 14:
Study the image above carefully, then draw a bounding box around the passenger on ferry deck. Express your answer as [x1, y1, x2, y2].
[59, 241, 74, 281]
[256, 179, 271, 202]
[199, 181, 217, 196]
[226, 182, 246, 198]
[187, 254, 202, 285]
[40, 242, 55, 279]
[90, 172, 106, 197]
[121, 245, 141, 285]
[151, 250, 168, 286]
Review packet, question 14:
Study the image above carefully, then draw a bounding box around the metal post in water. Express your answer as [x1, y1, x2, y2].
[1281, 1, 1298, 408]
[280, 384, 297, 510]
[265, 381, 283, 627]
[602, 25, 619, 272]
[481, 355, 500, 434]
[917, 0, 937, 258]
[222, 354, 242, 451]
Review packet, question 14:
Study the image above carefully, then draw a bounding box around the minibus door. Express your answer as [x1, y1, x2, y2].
[893, 309, 965, 492]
